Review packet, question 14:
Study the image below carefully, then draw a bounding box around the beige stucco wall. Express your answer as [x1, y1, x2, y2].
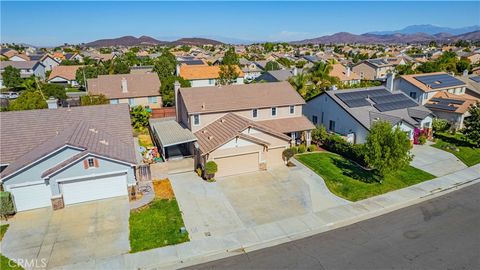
[352, 63, 376, 80]
[117, 96, 162, 108]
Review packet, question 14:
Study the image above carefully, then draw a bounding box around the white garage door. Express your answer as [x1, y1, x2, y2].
[215, 152, 259, 177]
[8, 182, 52, 212]
[61, 174, 128, 205]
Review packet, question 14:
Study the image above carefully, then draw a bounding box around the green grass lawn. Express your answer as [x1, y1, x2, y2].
[0, 225, 24, 270]
[296, 152, 435, 201]
[431, 134, 480, 167]
[129, 199, 189, 253]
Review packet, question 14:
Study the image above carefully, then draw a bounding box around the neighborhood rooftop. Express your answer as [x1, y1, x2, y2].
[87, 73, 161, 99]
[400, 72, 467, 92]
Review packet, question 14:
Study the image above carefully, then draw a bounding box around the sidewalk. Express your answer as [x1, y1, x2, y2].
[52, 164, 480, 270]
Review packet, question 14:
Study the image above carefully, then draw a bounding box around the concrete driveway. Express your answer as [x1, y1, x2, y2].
[1, 197, 130, 269]
[411, 144, 467, 177]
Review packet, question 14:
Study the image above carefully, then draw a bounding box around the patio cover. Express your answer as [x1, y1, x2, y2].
[149, 118, 197, 148]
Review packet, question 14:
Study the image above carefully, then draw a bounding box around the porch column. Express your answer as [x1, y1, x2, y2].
[305, 130, 312, 147]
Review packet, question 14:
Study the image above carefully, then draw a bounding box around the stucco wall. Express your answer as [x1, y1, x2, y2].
[115, 96, 162, 108]
[352, 63, 376, 80]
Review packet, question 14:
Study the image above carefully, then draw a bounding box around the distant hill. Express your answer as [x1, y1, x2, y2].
[369, 24, 480, 36]
[84, 35, 222, 47]
[291, 30, 480, 44]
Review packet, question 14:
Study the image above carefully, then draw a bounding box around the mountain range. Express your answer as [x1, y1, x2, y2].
[84, 36, 223, 47]
[368, 24, 480, 35]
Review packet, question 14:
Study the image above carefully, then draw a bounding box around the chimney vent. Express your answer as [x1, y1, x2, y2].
[99, 139, 109, 146]
[89, 128, 98, 134]
[46, 97, 58, 109]
[121, 77, 128, 93]
[346, 66, 351, 77]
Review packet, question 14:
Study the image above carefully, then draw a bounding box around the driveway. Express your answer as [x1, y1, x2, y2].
[411, 144, 467, 177]
[1, 197, 130, 269]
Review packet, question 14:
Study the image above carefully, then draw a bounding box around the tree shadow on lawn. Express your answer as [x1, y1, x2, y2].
[331, 156, 379, 184]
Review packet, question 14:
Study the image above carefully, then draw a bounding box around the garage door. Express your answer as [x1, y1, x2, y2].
[61, 174, 128, 205]
[267, 147, 286, 168]
[8, 182, 52, 212]
[214, 152, 259, 177]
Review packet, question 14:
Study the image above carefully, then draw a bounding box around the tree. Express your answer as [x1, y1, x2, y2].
[41, 83, 67, 100]
[218, 65, 239, 85]
[204, 161, 218, 180]
[432, 118, 451, 133]
[154, 53, 176, 79]
[364, 121, 413, 180]
[282, 148, 295, 163]
[222, 47, 239, 65]
[288, 73, 310, 98]
[112, 59, 130, 74]
[80, 94, 110, 106]
[310, 62, 339, 90]
[463, 104, 480, 147]
[456, 59, 471, 74]
[75, 66, 107, 87]
[265, 61, 280, 71]
[8, 91, 47, 111]
[159, 76, 190, 107]
[130, 105, 151, 131]
[311, 125, 328, 144]
[3, 66, 22, 88]
[277, 57, 293, 68]
[0, 192, 15, 219]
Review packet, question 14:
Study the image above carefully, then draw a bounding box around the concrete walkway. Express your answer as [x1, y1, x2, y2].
[130, 181, 155, 210]
[50, 164, 480, 270]
[411, 144, 467, 177]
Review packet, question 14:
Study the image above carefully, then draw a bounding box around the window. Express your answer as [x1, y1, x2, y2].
[409, 92, 417, 99]
[110, 99, 119, 105]
[252, 108, 258, 118]
[148, 96, 158, 104]
[312, 115, 318, 124]
[329, 120, 336, 132]
[193, 114, 200, 126]
[321, 112, 324, 123]
[209, 79, 214, 85]
[271, 107, 277, 116]
[289, 105, 295, 114]
[128, 98, 135, 106]
[87, 158, 95, 168]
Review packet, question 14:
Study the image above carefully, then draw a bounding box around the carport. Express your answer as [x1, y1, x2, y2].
[149, 118, 198, 161]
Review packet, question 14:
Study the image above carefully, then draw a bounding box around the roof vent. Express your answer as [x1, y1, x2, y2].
[202, 130, 208, 134]
[89, 128, 98, 133]
[201, 102, 206, 110]
[121, 77, 128, 93]
[99, 139, 109, 146]
[208, 136, 213, 140]
[221, 118, 226, 123]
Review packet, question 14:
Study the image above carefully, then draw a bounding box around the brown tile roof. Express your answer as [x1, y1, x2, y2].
[427, 92, 478, 114]
[257, 116, 315, 133]
[48, 65, 83, 81]
[2, 50, 17, 58]
[179, 64, 244, 80]
[179, 81, 305, 114]
[329, 63, 360, 82]
[0, 104, 135, 167]
[87, 73, 161, 99]
[194, 113, 291, 154]
[52, 52, 66, 60]
[11, 54, 30, 61]
[400, 72, 467, 92]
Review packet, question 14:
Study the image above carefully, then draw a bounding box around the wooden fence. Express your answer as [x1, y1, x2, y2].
[150, 107, 176, 118]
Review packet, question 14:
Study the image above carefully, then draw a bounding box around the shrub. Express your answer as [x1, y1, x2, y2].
[435, 132, 474, 147]
[291, 146, 298, 154]
[298, 144, 306, 153]
[0, 192, 15, 219]
[311, 125, 328, 144]
[205, 161, 218, 175]
[432, 119, 451, 133]
[282, 148, 295, 162]
[195, 167, 203, 178]
[323, 134, 367, 167]
[307, 145, 317, 152]
[418, 135, 427, 145]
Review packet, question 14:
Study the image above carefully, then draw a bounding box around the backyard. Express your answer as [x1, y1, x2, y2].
[129, 179, 189, 253]
[296, 152, 436, 201]
[432, 133, 480, 167]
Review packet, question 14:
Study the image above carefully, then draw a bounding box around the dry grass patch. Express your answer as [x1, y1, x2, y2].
[138, 134, 154, 148]
[153, 179, 175, 199]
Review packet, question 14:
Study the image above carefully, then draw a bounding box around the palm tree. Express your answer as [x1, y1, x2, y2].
[288, 73, 309, 98]
[310, 62, 339, 90]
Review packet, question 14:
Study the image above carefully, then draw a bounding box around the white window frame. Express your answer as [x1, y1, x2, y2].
[271, 107, 277, 117]
[193, 114, 200, 126]
[148, 96, 158, 104]
[110, 99, 119, 104]
[252, 108, 258, 118]
[289, 105, 295, 115]
[128, 98, 135, 106]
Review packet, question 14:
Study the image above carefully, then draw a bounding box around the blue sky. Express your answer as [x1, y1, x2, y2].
[1, 1, 479, 46]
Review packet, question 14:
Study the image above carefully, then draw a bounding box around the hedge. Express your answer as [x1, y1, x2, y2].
[0, 192, 15, 219]
[323, 134, 367, 167]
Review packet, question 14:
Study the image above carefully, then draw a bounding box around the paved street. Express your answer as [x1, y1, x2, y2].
[186, 183, 480, 270]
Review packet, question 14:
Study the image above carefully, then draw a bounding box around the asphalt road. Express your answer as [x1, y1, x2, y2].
[186, 183, 480, 270]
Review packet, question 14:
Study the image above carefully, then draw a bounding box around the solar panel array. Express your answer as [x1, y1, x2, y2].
[414, 74, 465, 89]
[374, 99, 418, 112]
[425, 103, 457, 111]
[430, 97, 465, 105]
[336, 89, 390, 103]
[470, 76, 480, 83]
[343, 98, 371, 108]
[336, 89, 421, 112]
[370, 94, 411, 104]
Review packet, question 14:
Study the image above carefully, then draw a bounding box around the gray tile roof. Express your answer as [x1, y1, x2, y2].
[0, 104, 135, 170]
[149, 118, 197, 147]
[0, 60, 43, 70]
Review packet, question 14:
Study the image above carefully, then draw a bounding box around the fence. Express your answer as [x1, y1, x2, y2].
[150, 107, 176, 118]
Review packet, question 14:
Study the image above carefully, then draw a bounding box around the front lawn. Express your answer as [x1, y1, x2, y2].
[129, 199, 189, 253]
[296, 152, 435, 201]
[0, 224, 9, 240]
[432, 133, 480, 167]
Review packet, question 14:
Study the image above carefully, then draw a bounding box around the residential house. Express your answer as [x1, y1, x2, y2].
[9, 54, 30, 61]
[0, 104, 137, 212]
[256, 68, 299, 82]
[329, 63, 361, 86]
[65, 53, 84, 63]
[178, 64, 244, 87]
[39, 54, 60, 71]
[239, 58, 262, 81]
[87, 73, 162, 108]
[0, 61, 46, 80]
[424, 91, 478, 130]
[172, 81, 314, 177]
[352, 58, 403, 80]
[303, 86, 434, 144]
[130, 65, 154, 74]
[177, 56, 205, 66]
[47, 65, 83, 87]
[1, 48, 18, 59]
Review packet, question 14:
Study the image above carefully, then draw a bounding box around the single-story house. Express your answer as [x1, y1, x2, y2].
[87, 73, 162, 108]
[178, 64, 244, 87]
[47, 65, 83, 87]
[0, 104, 137, 212]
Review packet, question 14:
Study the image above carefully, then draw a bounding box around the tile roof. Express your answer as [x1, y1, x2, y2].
[179, 64, 244, 80]
[87, 73, 161, 99]
[0, 104, 135, 167]
[179, 81, 305, 114]
[426, 92, 478, 114]
[329, 63, 360, 81]
[48, 65, 83, 81]
[400, 72, 467, 92]
[257, 116, 315, 133]
[194, 113, 291, 154]
[0, 60, 42, 70]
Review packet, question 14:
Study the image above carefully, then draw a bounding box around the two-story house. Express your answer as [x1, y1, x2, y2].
[352, 58, 403, 81]
[178, 64, 245, 87]
[171, 81, 314, 177]
[0, 61, 46, 80]
[87, 73, 162, 108]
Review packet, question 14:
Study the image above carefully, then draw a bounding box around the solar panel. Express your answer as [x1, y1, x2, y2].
[336, 89, 390, 102]
[370, 94, 411, 104]
[414, 74, 465, 89]
[425, 103, 457, 111]
[343, 98, 371, 108]
[429, 97, 465, 105]
[470, 76, 480, 83]
[374, 99, 418, 112]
